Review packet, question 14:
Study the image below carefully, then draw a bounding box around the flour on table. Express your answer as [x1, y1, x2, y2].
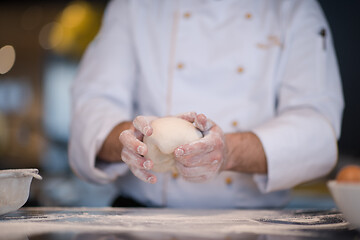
[0, 208, 350, 240]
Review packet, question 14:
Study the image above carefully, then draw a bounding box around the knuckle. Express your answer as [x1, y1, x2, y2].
[134, 115, 143, 122]
[177, 165, 192, 178]
[121, 148, 144, 167]
[181, 156, 199, 167]
[183, 157, 193, 167]
[119, 130, 130, 141]
[193, 141, 205, 151]
[134, 155, 146, 168]
[133, 116, 144, 129]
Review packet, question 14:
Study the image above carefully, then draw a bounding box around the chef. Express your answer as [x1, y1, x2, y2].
[69, 0, 344, 208]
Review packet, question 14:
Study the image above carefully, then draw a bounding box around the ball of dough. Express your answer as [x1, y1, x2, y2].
[143, 117, 203, 173]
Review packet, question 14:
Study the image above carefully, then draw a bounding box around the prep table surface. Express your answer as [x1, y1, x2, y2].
[0, 207, 359, 239]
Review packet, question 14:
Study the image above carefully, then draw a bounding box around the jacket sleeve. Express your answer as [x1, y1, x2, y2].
[69, 0, 135, 184]
[252, 0, 344, 193]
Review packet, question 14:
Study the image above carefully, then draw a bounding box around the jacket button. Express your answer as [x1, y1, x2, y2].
[225, 177, 233, 185]
[172, 172, 179, 179]
[237, 66, 244, 73]
[232, 121, 238, 127]
[245, 13, 252, 19]
[177, 63, 184, 70]
[183, 12, 191, 19]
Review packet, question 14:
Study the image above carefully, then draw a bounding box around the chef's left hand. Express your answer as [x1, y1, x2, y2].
[174, 113, 227, 183]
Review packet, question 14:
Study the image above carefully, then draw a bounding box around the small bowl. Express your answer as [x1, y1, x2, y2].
[328, 180, 360, 229]
[0, 169, 42, 215]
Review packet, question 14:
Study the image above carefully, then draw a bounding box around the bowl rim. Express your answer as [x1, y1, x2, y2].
[0, 168, 42, 180]
[327, 180, 360, 189]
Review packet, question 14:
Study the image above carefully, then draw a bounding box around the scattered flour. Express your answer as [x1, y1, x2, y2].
[0, 207, 351, 239]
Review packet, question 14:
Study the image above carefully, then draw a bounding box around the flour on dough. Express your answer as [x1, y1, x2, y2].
[143, 117, 203, 173]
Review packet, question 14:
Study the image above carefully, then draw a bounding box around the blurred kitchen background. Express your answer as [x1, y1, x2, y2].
[0, 0, 359, 208]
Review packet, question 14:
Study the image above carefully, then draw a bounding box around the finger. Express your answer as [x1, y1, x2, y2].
[183, 175, 209, 183]
[176, 151, 222, 167]
[134, 128, 144, 141]
[176, 163, 219, 179]
[133, 116, 156, 136]
[119, 129, 147, 155]
[175, 137, 216, 158]
[175, 127, 224, 157]
[176, 112, 197, 123]
[129, 165, 157, 184]
[121, 148, 153, 170]
[194, 114, 214, 132]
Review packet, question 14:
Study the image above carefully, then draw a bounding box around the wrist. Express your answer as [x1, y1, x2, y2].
[223, 132, 267, 174]
[97, 121, 132, 162]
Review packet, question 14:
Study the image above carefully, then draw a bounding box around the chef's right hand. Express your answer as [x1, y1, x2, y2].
[119, 116, 158, 184]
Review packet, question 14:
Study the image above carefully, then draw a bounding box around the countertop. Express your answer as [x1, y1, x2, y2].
[0, 207, 359, 240]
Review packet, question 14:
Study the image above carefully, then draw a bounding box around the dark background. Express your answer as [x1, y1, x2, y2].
[318, 0, 360, 157]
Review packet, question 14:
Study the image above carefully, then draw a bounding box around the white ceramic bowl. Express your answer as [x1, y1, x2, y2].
[328, 180, 360, 229]
[0, 169, 42, 215]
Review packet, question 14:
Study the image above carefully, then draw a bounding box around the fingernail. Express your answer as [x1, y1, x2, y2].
[143, 126, 151, 136]
[147, 176, 155, 183]
[212, 160, 219, 165]
[175, 148, 184, 157]
[137, 145, 145, 155]
[143, 160, 152, 170]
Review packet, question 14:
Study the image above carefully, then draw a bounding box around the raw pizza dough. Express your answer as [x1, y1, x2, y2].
[143, 117, 203, 173]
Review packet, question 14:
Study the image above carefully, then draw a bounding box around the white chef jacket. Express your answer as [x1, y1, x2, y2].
[69, 0, 344, 208]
